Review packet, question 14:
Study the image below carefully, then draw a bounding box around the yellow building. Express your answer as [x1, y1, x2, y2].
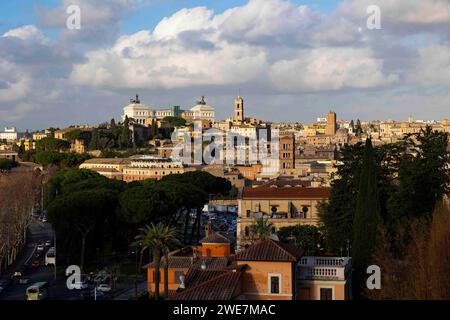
[237, 186, 330, 248]
[16, 139, 35, 151]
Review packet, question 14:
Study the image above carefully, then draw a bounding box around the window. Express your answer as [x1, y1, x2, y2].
[244, 226, 250, 237]
[320, 288, 333, 300]
[269, 275, 280, 294]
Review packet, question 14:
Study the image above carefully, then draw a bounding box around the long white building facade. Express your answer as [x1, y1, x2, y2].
[122, 95, 215, 124]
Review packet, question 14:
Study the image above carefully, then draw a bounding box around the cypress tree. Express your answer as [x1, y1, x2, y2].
[352, 138, 381, 297]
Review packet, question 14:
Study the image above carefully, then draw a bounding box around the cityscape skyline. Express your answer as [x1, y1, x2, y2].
[1, 0, 450, 130]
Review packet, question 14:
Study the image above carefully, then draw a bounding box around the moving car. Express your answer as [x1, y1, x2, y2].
[36, 244, 45, 252]
[73, 281, 89, 290]
[45, 240, 52, 247]
[96, 284, 111, 292]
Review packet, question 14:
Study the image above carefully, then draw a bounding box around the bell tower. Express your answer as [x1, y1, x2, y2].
[234, 96, 244, 123]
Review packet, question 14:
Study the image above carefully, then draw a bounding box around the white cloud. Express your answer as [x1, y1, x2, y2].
[340, 0, 450, 25]
[408, 45, 450, 86]
[0, 60, 31, 103]
[71, 0, 396, 92]
[269, 47, 399, 92]
[2, 25, 48, 43]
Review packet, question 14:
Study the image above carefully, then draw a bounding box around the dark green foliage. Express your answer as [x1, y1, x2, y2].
[34, 151, 90, 167]
[0, 158, 17, 170]
[318, 143, 365, 253]
[162, 116, 187, 127]
[352, 138, 382, 295]
[64, 129, 91, 143]
[319, 127, 448, 255]
[387, 127, 449, 224]
[277, 225, 324, 255]
[36, 137, 70, 152]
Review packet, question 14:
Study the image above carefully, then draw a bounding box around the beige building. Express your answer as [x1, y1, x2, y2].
[297, 256, 352, 300]
[237, 186, 331, 248]
[79, 158, 131, 180]
[122, 156, 184, 182]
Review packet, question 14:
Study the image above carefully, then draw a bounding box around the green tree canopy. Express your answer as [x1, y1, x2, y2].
[162, 116, 186, 128]
[277, 225, 324, 256]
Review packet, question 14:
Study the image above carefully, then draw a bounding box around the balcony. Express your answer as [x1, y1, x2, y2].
[298, 256, 351, 281]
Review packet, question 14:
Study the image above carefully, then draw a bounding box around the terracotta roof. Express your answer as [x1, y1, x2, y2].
[171, 270, 243, 300]
[235, 239, 303, 262]
[184, 269, 227, 287]
[199, 232, 232, 244]
[147, 255, 232, 270]
[147, 256, 192, 269]
[242, 186, 331, 199]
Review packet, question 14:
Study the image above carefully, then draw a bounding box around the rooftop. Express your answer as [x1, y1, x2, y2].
[171, 270, 243, 300]
[242, 186, 331, 199]
[235, 239, 303, 262]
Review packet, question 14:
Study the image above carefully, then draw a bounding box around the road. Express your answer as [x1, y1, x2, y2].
[0, 219, 80, 300]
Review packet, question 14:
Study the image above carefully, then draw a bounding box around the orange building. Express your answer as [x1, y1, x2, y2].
[147, 232, 351, 301]
[235, 239, 303, 300]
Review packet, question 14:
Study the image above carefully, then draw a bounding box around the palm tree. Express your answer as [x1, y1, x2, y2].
[134, 223, 180, 300]
[249, 216, 274, 241]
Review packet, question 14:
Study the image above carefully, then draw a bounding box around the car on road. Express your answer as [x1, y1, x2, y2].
[11, 271, 22, 279]
[19, 278, 30, 285]
[73, 281, 89, 290]
[31, 260, 40, 268]
[45, 240, 52, 247]
[96, 284, 111, 292]
[36, 244, 45, 252]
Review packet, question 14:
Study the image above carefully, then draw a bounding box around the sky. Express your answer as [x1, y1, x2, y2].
[0, 0, 449, 131]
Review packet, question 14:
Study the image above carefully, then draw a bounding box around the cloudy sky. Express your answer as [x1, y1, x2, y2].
[0, 0, 449, 131]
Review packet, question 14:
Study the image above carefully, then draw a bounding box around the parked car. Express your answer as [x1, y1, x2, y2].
[96, 284, 111, 292]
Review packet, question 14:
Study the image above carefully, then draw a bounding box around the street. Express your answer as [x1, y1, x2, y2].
[0, 219, 81, 300]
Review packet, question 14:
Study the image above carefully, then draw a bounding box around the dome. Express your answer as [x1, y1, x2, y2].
[190, 96, 214, 112]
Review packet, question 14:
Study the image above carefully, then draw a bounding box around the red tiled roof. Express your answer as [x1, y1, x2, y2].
[184, 269, 227, 287]
[235, 239, 303, 262]
[171, 270, 243, 300]
[199, 232, 232, 244]
[242, 187, 331, 199]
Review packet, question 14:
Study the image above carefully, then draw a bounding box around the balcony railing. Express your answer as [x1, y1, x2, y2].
[298, 256, 352, 281]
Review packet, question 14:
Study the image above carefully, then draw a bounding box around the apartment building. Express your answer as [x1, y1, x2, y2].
[237, 186, 331, 248]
